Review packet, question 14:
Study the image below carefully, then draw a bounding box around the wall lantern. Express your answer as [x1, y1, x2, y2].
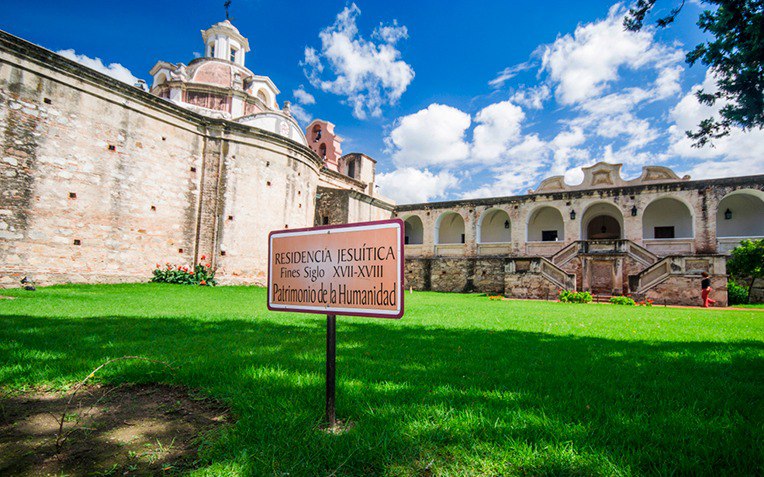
[569, 210, 576, 220]
[504, 220, 510, 229]
[724, 208, 732, 220]
[631, 205, 638, 216]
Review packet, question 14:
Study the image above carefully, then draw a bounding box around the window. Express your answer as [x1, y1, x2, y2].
[460, 234, 465, 244]
[230, 48, 237, 62]
[654, 226, 675, 239]
[541, 230, 558, 242]
[322, 216, 329, 225]
[209, 44, 215, 57]
[347, 160, 355, 178]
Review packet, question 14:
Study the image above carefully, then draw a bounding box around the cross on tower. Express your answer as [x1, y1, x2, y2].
[224, 0, 232, 20]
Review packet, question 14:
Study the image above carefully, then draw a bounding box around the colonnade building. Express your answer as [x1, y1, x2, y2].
[396, 162, 764, 306]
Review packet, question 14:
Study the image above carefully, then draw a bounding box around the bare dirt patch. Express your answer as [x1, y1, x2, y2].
[0, 383, 230, 476]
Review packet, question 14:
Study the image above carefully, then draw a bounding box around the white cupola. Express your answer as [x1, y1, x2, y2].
[201, 20, 250, 67]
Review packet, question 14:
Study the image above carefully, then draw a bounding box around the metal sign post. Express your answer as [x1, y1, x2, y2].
[267, 219, 405, 429]
[325, 314, 337, 427]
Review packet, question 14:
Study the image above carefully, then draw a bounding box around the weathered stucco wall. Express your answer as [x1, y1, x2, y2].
[0, 32, 321, 287]
[314, 187, 394, 226]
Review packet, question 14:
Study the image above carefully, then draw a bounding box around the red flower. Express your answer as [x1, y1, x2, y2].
[182, 266, 188, 272]
[156, 263, 160, 268]
[206, 263, 211, 268]
[200, 255, 206, 261]
[200, 280, 207, 286]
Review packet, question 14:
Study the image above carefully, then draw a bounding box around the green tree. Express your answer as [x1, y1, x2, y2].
[624, 0, 764, 147]
[726, 239, 764, 302]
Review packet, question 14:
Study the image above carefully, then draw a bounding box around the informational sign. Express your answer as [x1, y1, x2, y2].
[268, 219, 404, 319]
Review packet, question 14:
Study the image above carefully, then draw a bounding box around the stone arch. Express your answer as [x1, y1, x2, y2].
[527, 206, 565, 242]
[403, 215, 424, 245]
[642, 197, 694, 239]
[716, 189, 764, 238]
[478, 208, 511, 243]
[435, 212, 465, 244]
[311, 124, 322, 142]
[318, 143, 327, 159]
[581, 202, 623, 240]
[256, 89, 270, 107]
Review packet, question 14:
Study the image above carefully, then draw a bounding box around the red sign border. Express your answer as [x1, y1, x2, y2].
[267, 218, 405, 319]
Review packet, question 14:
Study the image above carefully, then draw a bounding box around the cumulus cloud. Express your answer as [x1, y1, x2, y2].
[289, 104, 312, 125]
[57, 49, 139, 85]
[302, 3, 414, 119]
[292, 85, 316, 105]
[462, 135, 550, 198]
[668, 70, 764, 178]
[541, 4, 683, 106]
[471, 100, 525, 161]
[386, 104, 471, 168]
[375, 168, 458, 203]
[510, 84, 551, 110]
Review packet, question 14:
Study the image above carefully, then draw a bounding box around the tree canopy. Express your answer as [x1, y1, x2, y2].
[624, 0, 764, 147]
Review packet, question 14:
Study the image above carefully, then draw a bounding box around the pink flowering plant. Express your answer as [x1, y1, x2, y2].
[151, 255, 217, 286]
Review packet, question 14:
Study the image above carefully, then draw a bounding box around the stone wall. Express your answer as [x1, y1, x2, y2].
[404, 256, 515, 295]
[473, 258, 505, 294]
[314, 186, 394, 226]
[0, 32, 321, 287]
[639, 275, 728, 307]
[430, 258, 471, 292]
[504, 273, 560, 300]
[751, 278, 764, 304]
[404, 258, 430, 291]
[314, 186, 349, 226]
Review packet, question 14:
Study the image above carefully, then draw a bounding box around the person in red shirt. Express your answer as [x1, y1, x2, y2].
[701, 272, 716, 307]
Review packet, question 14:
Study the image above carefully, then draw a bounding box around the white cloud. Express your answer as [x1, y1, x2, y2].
[471, 100, 525, 161]
[668, 70, 764, 178]
[387, 104, 471, 168]
[289, 104, 312, 125]
[462, 135, 550, 198]
[292, 85, 315, 105]
[488, 61, 535, 88]
[510, 84, 550, 110]
[302, 3, 414, 119]
[376, 168, 458, 203]
[541, 4, 681, 106]
[372, 20, 408, 44]
[57, 49, 139, 85]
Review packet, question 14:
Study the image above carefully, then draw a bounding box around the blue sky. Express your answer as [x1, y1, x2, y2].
[3, 0, 762, 203]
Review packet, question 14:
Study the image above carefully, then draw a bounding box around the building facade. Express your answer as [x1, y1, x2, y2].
[396, 163, 764, 306]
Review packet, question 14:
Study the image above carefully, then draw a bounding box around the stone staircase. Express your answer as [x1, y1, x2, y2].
[551, 239, 658, 267]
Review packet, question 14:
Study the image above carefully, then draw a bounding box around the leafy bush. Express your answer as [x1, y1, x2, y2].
[727, 239, 764, 302]
[152, 256, 216, 286]
[610, 296, 636, 306]
[558, 290, 593, 304]
[727, 279, 749, 305]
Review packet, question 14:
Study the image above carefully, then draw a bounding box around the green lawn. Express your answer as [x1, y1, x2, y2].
[1, 284, 763, 476]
